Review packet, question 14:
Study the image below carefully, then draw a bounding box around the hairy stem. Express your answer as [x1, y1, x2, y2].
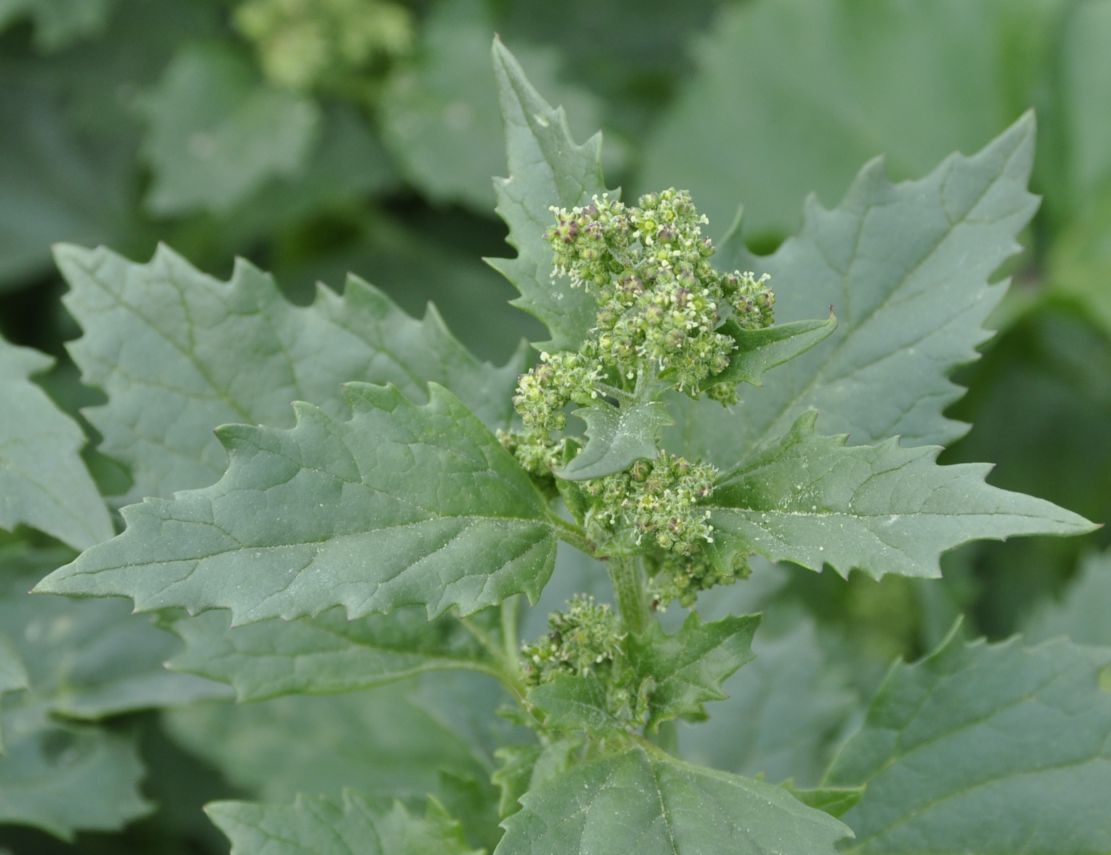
[609, 555, 650, 635]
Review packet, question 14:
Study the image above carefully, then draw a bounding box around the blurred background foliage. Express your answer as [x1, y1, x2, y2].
[1, 0, 1109, 851]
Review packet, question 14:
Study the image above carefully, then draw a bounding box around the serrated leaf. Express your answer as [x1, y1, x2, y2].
[140, 43, 320, 215]
[826, 632, 1111, 853]
[59, 243, 523, 501]
[678, 617, 856, 787]
[0, 335, 112, 549]
[488, 38, 611, 351]
[558, 401, 673, 481]
[528, 675, 621, 733]
[37, 383, 556, 624]
[709, 411, 1092, 581]
[493, 738, 579, 820]
[496, 743, 851, 854]
[716, 314, 837, 388]
[528, 613, 759, 734]
[632, 612, 760, 729]
[0, 706, 149, 840]
[1025, 549, 1111, 646]
[168, 606, 499, 702]
[380, 0, 605, 212]
[672, 114, 1039, 466]
[207, 791, 480, 855]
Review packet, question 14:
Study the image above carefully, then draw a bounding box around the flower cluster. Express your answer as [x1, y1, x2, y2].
[549, 189, 775, 397]
[235, 0, 411, 93]
[582, 453, 716, 556]
[503, 189, 778, 604]
[521, 595, 624, 686]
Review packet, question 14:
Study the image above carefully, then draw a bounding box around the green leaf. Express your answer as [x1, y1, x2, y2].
[493, 738, 579, 819]
[1025, 550, 1111, 646]
[1055, 0, 1111, 219]
[558, 401, 673, 481]
[380, 0, 605, 212]
[639, 0, 1056, 238]
[37, 383, 556, 623]
[672, 114, 1039, 466]
[168, 606, 500, 702]
[631, 612, 759, 729]
[0, 543, 226, 722]
[0, 0, 115, 51]
[782, 783, 863, 819]
[140, 42, 320, 215]
[207, 791, 480, 855]
[826, 632, 1111, 853]
[715, 314, 837, 388]
[0, 335, 112, 549]
[496, 743, 851, 854]
[527, 675, 621, 733]
[59, 243, 523, 501]
[165, 677, 501, 807]
[488, 38, 611, 351]
[0, 637, 27, 753]
[678, 617, 856, 787]
[528, 614, 759, 733]
[0, 706, 149, 840]
[709, 411, 1092, 581]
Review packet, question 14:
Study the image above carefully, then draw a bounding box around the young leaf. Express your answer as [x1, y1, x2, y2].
[140, 43, 320, 214]
[715, 314, 837, 388]
[826, 632, 1111, 853]
[630, 612, 760, 729]
[678, 617, 856, 787]
[528, 614, 760, 733]
[709, 411, 1093, 581]
[0, 334, 112, 549]
[674, 114, 1039, 465]
[207, 791, 480, 855]
[558, 401, 673, 481]
[168, 606, 501, 702]
[496, 744, 852, 854]
[0, 707, 150, 840]
[59, 243, 523, 500]
[36, 384, 556, 624]
[488, 38, 611, 351]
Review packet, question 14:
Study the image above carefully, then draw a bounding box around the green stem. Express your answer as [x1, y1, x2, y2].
[547, 512, 593, 554]
[609, 555, 650, 635]
[500, 597, 520, 669]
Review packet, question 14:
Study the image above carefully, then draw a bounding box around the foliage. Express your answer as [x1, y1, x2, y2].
[1, 2, 1109, 853]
